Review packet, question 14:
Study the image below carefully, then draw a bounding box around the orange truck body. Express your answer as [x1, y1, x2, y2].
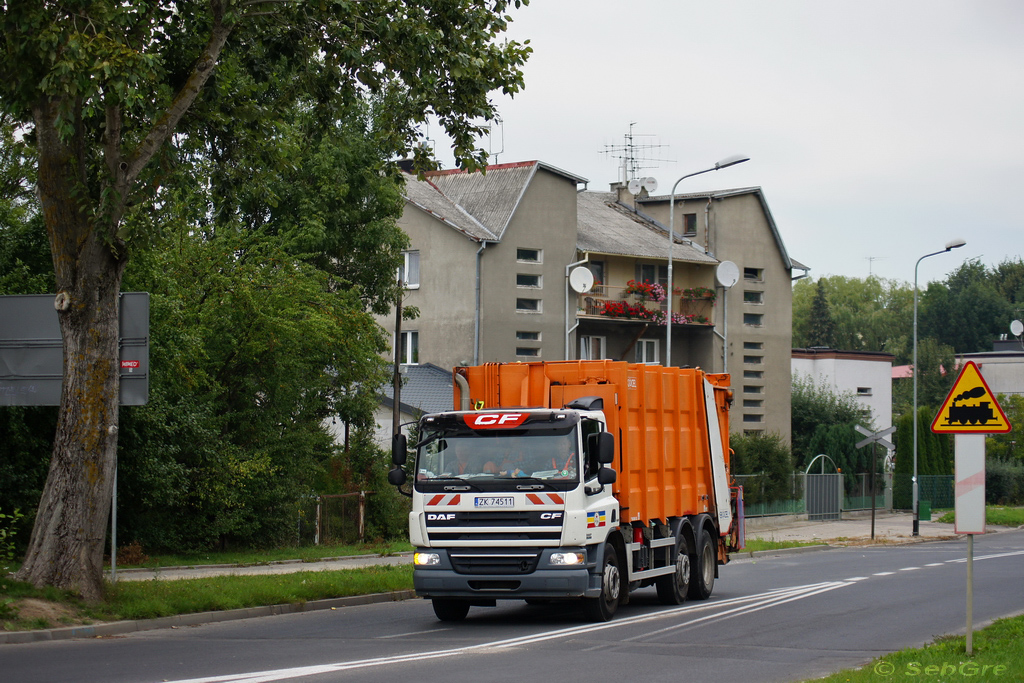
[455, 360, 734, 531]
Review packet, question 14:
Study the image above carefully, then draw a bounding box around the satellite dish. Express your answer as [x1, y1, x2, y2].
[627, 179, 642, 196]
[642, 177, 658, 193]
[569, 266, 595, 294]
[715, 261, 740, 289]
[1011, 320, 1024, 337]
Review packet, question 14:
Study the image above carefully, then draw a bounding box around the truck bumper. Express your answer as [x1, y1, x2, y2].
[413, 547, 601, 600]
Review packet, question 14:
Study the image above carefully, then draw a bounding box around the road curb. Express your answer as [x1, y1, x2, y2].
[0, 590, 417, 645]
[729, 544, 832, 560]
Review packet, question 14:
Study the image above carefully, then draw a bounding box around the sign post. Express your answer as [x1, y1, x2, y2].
[855, 426, 895, 540]
[931, 361, 1011, 655]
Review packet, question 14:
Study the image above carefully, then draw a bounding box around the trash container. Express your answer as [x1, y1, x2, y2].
[919, 500, 931, 522]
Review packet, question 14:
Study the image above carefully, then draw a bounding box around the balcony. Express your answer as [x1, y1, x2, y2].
[576, 282, 715, 326]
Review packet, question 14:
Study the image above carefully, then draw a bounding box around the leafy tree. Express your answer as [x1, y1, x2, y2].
[790, 374, 869, 469]
[919, 259, 1013, 354]
[1, 0, 531, 600]
[805, 280, 836, 348]
[793, 275, 912, 360]
[987, 394, 1024, 462]
[992, 257, 1024, 307]
[891, 337, 958, 418]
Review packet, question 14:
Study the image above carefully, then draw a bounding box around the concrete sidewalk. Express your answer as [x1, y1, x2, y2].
[744, 510, 962, 546]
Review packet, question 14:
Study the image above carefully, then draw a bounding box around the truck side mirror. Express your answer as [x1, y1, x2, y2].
[388, 467, 407, 486]
[392, 433, 408, 466]
[597, 432, 615, 465]
[597, 467, 616, 485]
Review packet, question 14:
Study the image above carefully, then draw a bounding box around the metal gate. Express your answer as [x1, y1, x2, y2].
[806, 473, 843, 521]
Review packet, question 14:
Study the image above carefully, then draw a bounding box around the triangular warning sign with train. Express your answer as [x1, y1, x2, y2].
[931, 360, 1012, 434]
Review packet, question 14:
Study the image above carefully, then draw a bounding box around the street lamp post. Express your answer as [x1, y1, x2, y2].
[912, 238, 966, 535]
[666, 155, 749, 367]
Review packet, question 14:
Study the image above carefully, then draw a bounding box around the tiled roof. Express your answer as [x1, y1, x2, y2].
[577, 191, 718, 264]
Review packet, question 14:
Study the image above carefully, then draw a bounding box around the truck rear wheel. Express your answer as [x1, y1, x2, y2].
[432, 598, 470, 622]
[655, 536, 691, 605]
[584, 548, 621, 622]
[687, 528, 715, 600]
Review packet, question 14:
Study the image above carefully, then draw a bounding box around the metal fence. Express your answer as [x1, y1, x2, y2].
[735, 471, 926, 518]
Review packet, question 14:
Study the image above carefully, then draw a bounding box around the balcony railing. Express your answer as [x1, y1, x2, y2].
[576, 283, 714, 326]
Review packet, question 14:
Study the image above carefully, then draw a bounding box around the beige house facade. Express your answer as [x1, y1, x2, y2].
[381, 161, 804, 443]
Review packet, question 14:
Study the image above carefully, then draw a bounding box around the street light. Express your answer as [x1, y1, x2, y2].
[912, 238, 966, 535]
[666, 155, 749, 367]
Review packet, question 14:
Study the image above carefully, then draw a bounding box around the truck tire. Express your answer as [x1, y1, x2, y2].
[432, 598, 470, 622]
[655, 536, 691, 605]
[687, 527, 715, 601]
[584, 547, 621, 622]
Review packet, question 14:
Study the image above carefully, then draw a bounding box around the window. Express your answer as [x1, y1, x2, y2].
[743, 290, 763, 304]
[743, 355, 763, 365]
[857, 387, 873, 396]
[743, 267, 763, 282]
[743, 399, 763, 409]
[516, 298, 542, 313]
[399, 250, 420, 288]
[517, 331, 540, 341]
[743, 313, 764, 326]
[743, 385, 763, 394]
[635, 339, 659, 365]
[743, 414, 764, 423]
[588, 261, 606, 289]
[398, 331, 419, 365]
[636, 263, 668, 286]
[517, 248, 542, 263]
[743, 370, 763, 379]
[580, 335, 607, 360]
[743, 341, 763, 350]
[681, 213, 697, 235]
[516, 347, 541, 358]
[516, 273, 541, 288]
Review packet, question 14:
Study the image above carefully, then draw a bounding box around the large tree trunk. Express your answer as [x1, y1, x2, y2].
[14, 99, 128, 602]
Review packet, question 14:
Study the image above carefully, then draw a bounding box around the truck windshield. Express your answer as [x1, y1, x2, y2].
[415, 427, 579, 484]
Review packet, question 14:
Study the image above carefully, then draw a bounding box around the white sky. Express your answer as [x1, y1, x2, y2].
[427, 0, 1023, 286]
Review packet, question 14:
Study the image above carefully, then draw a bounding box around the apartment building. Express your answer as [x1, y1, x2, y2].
[380, 161, 803, 443]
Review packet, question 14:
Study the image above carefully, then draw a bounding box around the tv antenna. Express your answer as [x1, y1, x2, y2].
[866, 256, 885, 276]
[487, 118, 505, 164]
[601, 122, 673, 183]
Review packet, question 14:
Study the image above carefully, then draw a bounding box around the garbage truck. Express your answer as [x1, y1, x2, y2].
[388, 360, 743, 622]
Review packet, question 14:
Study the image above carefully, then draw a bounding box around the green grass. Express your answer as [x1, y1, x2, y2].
[1, 564, 414, 631]
[808, 613, 1024, 681]
[117, 540, 414, 569]
[935, 505, 1024, 527]
[736, 538, 825, 553]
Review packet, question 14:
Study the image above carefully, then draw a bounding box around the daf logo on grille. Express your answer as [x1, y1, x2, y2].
[427, 513, 456, 521]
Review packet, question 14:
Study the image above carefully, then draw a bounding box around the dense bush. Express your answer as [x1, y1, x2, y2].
[730, 432, 796, 505]
[986, 458, 1024, 506]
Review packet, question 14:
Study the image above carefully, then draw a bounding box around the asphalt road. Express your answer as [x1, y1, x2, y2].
[3, 529, 1023, 683]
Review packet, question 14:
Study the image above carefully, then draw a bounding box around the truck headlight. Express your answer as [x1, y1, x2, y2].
[414, 552, 441, 566]
[550, 552, 585, 566]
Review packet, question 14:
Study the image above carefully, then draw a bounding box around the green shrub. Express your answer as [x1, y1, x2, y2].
[0, 507, 24, 567]
[730, 432, 796, 505]
[986, 458, 1024, 505]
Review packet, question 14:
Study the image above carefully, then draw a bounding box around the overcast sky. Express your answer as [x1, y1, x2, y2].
[427, 0, 1023, 286]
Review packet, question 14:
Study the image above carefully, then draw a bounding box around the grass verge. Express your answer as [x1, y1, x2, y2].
[736, 538, 825, 553]
[935, 505, 1024, 527]
[1, 564, 413, 631]
[808, 613, 1024, 681]
[117, 540, 415, 569]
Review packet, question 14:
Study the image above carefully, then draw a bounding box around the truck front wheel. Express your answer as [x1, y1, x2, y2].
[584, 548, 621, 622]
[687, 528, 716, 600]
[432, 598, 470, 622]
[656, 536, 691, 605]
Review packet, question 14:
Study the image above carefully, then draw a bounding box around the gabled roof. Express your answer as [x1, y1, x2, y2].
[639, 186, 799, 272]
[403, 161, 587, 242]
[577, 191, 718, 264]
[379, 363, 454, 416]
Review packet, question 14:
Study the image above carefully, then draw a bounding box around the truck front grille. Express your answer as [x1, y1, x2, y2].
[448, 550, 541, 575]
